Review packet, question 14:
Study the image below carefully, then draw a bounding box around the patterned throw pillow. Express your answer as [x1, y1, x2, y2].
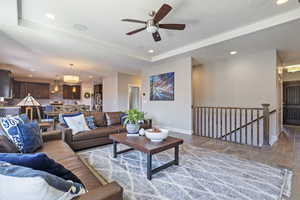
[0, 115, 26, 150]
[63, 113, 90, 135]
[17, 122, 43, 153]
[85, 116, 97, 130]
[0, 161, 86, 200]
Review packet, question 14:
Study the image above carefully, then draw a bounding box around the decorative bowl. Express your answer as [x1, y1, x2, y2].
[145, 129, 168, 142]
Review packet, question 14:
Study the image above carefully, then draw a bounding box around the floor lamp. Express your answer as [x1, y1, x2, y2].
[17, 93, 41, 121]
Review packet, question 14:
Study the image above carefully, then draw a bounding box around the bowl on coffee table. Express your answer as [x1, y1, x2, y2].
[145, 128, 168, 142]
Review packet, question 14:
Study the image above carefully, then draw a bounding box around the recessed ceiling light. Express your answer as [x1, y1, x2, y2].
[28, 74, 33, 78]
[73, 24, 88, 31]
[148, 49, 154, 53]
[230, 51, 237, 55]
[30, 69, 36, 72]
[276, 0, 288, 5]
[89, 75, 93, 79]
[45, 13, 55, 20]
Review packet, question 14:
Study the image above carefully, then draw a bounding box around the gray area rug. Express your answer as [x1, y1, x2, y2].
[78, 143, 292, 200]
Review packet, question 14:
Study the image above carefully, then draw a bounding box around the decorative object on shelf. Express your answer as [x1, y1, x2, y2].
[123, 109, 145, 135]
[84, 92, 91, 99]
[150, 72, 174, 101]
[17, 93, 41, 121]
[0, 97, 6, 107]
[145, 128, 169, 142]
[139, 128, 145, 136]
[63, 64, 80, 84]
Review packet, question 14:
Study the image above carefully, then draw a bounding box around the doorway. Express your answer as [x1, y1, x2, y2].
[128, 86, 140, 110]
[283, 81, 300, 125]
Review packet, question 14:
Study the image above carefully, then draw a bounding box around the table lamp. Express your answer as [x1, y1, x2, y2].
[17, 93, 41, 120]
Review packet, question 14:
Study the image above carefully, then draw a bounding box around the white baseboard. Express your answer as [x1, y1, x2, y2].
[156, 126, 193, 135]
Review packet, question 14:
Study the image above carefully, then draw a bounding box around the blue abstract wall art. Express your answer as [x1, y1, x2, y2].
[150, 72, 174, 101]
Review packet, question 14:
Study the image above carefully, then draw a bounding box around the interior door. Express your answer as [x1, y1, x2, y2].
[128, 86, 140, 110]
[283, 81, 300, 125]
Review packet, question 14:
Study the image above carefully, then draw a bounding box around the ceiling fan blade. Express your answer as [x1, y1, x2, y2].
[121, 19, 146, 24]
[126, 27, 146, 35]
[159, 24, 186, 30]
[153, 4, 172, 24]
[152, 31, 161, 42]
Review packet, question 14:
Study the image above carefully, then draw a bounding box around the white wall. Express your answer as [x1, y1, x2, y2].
[194, 50, 278, 109]
[102, 72, 141, 112]
[103, 73, 118, 112]
[117, 72, 141, 111]
[142, 57, 193, 134]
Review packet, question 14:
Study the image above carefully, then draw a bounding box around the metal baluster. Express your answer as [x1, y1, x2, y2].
[245, 109, 248, 145]
[220, 108, 223, 140]
[240, 109, 242, 144]
[257, 109, 260, 146]
[251, 109, 254, 146]
[204, 108, 207, 137]
[225, 109, 227, 141]
[234, 108, 237, 143]
[207, 108, 211, 137]
[230, 108, 232, 142]
[212, 107, 215, 138]
[216, 108, 219, 138]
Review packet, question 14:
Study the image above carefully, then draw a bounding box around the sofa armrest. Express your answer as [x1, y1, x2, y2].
[56, 123, 72, 141]
[79, 181, 123, 200]
[42, 130, 62, 142]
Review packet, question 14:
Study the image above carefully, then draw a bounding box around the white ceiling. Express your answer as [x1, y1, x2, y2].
[0, 0, 300, 81]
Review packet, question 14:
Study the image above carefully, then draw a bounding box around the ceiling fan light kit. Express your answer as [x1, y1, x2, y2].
[122, 4, 186, 42]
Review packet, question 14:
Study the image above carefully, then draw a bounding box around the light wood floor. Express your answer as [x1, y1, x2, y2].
[170, 125, 300, 200]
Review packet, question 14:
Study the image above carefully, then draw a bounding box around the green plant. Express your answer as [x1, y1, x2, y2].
[124, 109, 145, 125]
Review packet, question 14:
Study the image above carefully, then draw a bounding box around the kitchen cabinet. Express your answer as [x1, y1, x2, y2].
[63, 85, 81, 100]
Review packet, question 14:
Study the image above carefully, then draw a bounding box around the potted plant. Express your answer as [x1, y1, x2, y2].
[123, 109, 145, 134]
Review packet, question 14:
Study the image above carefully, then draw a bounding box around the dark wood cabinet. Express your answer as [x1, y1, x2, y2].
[63, 85, 81, 100]
[13, 81, 50, 99]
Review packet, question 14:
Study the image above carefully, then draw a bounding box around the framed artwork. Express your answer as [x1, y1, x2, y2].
[150, 72, 175, 101]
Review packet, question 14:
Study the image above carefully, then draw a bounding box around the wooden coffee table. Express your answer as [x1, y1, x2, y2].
[109, 133, 183, 180]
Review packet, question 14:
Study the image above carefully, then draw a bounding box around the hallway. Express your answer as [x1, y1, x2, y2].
[170, 126, 300, 199]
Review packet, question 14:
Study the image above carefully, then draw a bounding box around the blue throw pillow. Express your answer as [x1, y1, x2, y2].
[0, 161, 86, 200]
[0, 153, 84, 186]
[0, 115, 26, 150]
[85, 116, 96, 129]
[19, 114, 30, 123]
[17, 122, 43, 153]
[120, 113, 128, 125]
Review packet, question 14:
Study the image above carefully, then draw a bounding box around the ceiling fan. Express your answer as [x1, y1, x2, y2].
[121, 4, 186, 42]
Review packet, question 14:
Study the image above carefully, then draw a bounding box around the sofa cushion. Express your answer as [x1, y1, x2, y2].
[37, 140, 75, 162]
[0, 135, 19, 153]
[105, 112, 122, 126]
[73, 128, 116, 142]
[0, 161, 86, 200]
[93, 112, 106, 127]
[58, 156, 102, 190]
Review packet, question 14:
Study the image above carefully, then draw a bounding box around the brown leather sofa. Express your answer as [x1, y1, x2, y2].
[39, 130, 123, 200]
[59, 111, 152, 151]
